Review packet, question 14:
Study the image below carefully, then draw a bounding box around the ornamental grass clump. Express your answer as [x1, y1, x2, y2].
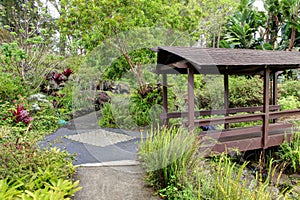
[139, 126, 294, 199]
[278, 131, 300, 173]
[139, 126, 203, 198]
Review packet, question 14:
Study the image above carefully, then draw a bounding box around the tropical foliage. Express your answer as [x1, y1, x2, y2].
[1, 0, 300, 199]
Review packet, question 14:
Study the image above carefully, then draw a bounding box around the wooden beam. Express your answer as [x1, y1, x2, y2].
[191, 113, 263, 127]
[262, 67, 271, 149]
[212, 138, 263, 153]
[269, 109, 300, 119]
[268, 133, 292, 147]
[188, 66, 195, 131]
[224, 73, 229, 129]
[162, 74, 168, 126]
[198, 126, 262, 141]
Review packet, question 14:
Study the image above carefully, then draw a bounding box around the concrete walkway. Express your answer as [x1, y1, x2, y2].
[39, 112, 160, 200]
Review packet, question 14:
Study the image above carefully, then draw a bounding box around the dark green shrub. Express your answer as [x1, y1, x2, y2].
[195, 76, 224, 110]
[278, 80, 300, 101]
[229, 76, 263, 108]
[98, 103, 117, 128]
[129, 84, 163, 127]
[195, 76, 263, 110]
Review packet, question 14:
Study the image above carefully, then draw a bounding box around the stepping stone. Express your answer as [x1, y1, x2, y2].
[67, 129, 135, 147]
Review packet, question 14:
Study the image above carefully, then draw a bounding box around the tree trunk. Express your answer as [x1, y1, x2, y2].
[288, 26, 296, 51]
[265, 13, 271, 43]
[217, 25, 222, 48]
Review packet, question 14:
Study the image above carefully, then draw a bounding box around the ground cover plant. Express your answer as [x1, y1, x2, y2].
[0, 87, 81, 199]
[0, 16, 80, 198]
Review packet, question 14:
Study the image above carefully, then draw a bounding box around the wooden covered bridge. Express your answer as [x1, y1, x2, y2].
[154, 46, 300, 153]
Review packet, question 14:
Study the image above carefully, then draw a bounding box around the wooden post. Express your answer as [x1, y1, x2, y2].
[262, 67, 270, 149]
[272, 72, 278, 123]
[224, 73, 229, 129]
[162, 74, 168, 126]
[188, 66, 195, 131]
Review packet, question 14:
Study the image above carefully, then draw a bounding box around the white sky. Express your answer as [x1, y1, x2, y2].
[253, 0, 265, 11]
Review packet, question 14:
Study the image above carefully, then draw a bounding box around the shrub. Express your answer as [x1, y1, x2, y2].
[139, 127, 292, 199]
[129, 84, 163, 127]
[206, 155, 292, 200]
[195, 76, 224, 110]
[195, 76, 264, 110]
[98, 103, 117, 128]
[0, 142, 75, 181]
[278, 96, 300, 110]
[278, 80, 300, 100]
[0, 97, 59, 143]
[229, 76, 263, 108]
[278, 131, 300, 173]
[0, 73, 26, 102]
[0, 174, 81, 200]
[0, 134, 80, 199]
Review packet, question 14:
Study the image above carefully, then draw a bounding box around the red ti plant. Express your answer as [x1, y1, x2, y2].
[12, 104, 33, 125]
[62, 68, 73, 78]
[51, 72, 65, 85]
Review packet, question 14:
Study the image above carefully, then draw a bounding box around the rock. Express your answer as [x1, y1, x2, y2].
[96, 80, 115, 92]
[266, 186, 280, 198]
[200, 125, 216, 131]
[114, 83, 130, 94]
[95, 92, 111, 111]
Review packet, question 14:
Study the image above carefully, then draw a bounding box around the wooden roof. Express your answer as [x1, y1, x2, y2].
[155, 46, 300, 75]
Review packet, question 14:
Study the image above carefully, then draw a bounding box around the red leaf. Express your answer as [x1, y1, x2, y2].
[62, 68, 73, 78]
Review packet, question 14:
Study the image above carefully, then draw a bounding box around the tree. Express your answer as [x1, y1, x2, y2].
[0, 0, 59, 89]
[57, 0, 205, 54]
[57, 0, 208, 94]
[263, 0, 283, 49]
[220, 0, 266, 49]
[280, 0, 300, 51]
[200, 0, 238, 48]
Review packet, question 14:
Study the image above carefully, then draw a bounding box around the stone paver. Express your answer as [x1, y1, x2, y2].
[66, 129, 135, 147]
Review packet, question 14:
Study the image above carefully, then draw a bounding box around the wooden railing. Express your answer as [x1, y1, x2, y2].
[161, 105, 300, 153]
[160, 105, 281, 120]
